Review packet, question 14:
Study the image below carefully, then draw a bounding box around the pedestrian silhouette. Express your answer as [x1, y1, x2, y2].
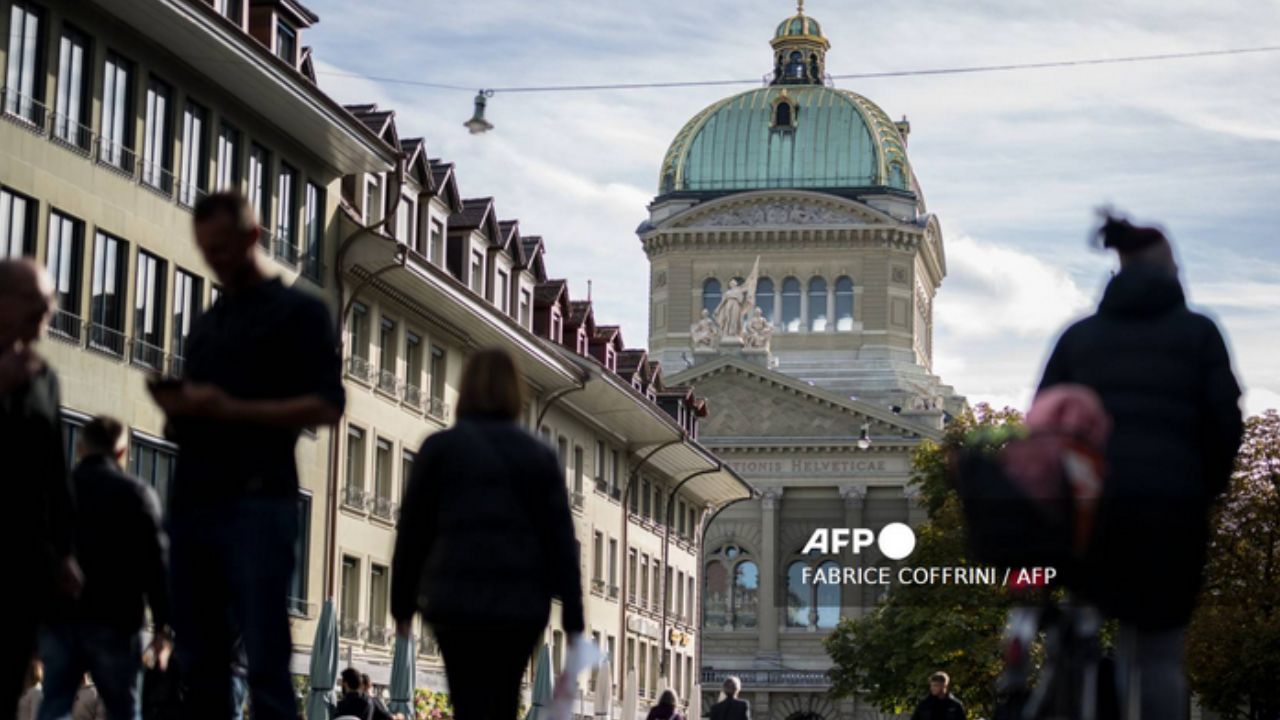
[149, 192, 344, 720]
[1038, 212, 1243, 720]
[391, 348, 584, 720]
[0, 259, 81, 716]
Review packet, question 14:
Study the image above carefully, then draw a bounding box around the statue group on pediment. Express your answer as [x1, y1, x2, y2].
[697, 200, 866, 228]
[692, 257, 774, 354]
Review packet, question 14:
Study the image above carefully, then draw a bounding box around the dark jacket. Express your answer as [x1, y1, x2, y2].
[647, 705, 685, 720]
[910, 693, 966, 720]
[709, 697, 751, 720]
[1039, 264, 1243, 628]
[391, 415, 585, 633]
[0, 365, 73, 589]
[334, 692, 390, 720]
[50, 455, 168, 630]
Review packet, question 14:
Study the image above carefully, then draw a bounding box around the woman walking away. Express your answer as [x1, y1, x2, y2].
[391, 348, 584, 720]
[1038, 213, 1243, 720]
[647, 690, 685, 720]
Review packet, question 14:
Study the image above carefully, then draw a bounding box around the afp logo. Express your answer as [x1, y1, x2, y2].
[800, 523, 917, 561]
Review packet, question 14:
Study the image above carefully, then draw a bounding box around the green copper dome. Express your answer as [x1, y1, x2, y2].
[658, 85, 912, 195]
[776, 13, 823, 39]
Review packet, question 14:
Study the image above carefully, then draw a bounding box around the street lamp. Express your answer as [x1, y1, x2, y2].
[856, 422, 872, 450]
[463, 90, 495, 134]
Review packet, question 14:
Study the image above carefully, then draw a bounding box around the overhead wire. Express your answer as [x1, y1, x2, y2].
[314, 44, 1280, 95]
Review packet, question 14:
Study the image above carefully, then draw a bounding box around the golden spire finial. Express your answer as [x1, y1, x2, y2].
[797, 0, 805, 13]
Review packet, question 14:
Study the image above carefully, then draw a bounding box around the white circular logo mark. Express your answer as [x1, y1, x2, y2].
[877, 523, 916, 560]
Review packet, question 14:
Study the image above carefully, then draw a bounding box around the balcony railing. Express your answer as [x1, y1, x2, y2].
[342, 485, 370, 511]
[427, 397, 448, 421]
[594, 478, 609, 494]
[610, 486, 623, 502]
[375, 369, 399, 396]
[96, 135, 137, 176]
[570, 491, 584, 510]
[371, 495, 396, 521]
[48, 310, 83, 344]
[49, 113, 92, 154]
[417, 633, 439, 656]
[302, 250, 323, 282]
[176, 179, 207, 209]
[257, 226, 273, 251]
[591, 578, 606, 594]
[338, 617, 364, 641]
[402, 383, 425, 411]
[287, 597, 315, 617]
[1, 87, 48, 130]
[87, 323, 127, 359]
[131, 338, 166, 371]
[700, 669, 830, 688]
[608, 584, 620, 600]
[366, 624, 392, 646]
[274, 236, 299, 266]
[168, 354, 186, 377]
[140, 159, 175, 197]
[346, 355, 372, 383]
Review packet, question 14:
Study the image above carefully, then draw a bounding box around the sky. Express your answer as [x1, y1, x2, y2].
[304, 0, 1280, 416]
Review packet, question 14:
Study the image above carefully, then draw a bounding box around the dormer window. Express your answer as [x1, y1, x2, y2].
[604, 346, 616, 372]
[771, 93, 797, 131]
[214, 0, 243, 25]
[550, 309, 563, 343]
[576, 328, 588, 355]
[275, 21, 297, 64]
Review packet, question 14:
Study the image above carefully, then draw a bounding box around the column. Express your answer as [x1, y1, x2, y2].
[757, 488, 781, 663]
[826, 282, 836, 333]
[839, 485, 867, 619]
[799, 290, 809, 333]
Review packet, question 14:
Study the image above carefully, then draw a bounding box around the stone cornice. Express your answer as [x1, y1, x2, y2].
[641, 226, 924, 257]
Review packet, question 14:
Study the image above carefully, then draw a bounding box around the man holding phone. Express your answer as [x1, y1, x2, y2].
[148, 192, 344, 720]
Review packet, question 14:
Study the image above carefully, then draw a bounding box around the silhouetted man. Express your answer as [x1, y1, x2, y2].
[910, 672, 965, 720]
[0, 260, 80, 716]
[709, 677, 750, 720]
[149, 193, 344, 720]
[38, 416, 171, 720]
[335, 668, 390, 720]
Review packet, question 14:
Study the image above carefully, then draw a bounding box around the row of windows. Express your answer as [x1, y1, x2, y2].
[347, 302, 450, 418]
[60, 412, 311, 613]
[342, 424, 417, 523]
[338, 554, 396, 646]
[703, 545, 845, 631]
[623, 635, 695, 702]
[1, 188, 216, 369]
[3, 1, 327, 279]
[702, 275, 857, 332]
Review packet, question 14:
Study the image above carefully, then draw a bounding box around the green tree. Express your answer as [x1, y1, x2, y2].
[1187, 410, 1280, 720]
[825, 404, 1022, 717]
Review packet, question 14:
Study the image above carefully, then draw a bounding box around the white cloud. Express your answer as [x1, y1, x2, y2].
[935, 235, 1093, 340]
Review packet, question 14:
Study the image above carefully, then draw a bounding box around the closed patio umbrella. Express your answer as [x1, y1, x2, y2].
[620, 668, 637, 720]
[593, 656, 613, 720]
[524, 644, 553, 720]
[388, 632, 416, 716]
[306, 598, 338, 720]
[687, 683, 702, 720]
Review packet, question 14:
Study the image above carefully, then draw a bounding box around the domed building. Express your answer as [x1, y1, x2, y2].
[638, 5, 963, 719]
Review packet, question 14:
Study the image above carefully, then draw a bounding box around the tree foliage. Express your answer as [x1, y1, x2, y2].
[824, 404, 1023, 717]
[1187, 410, 1280, 720]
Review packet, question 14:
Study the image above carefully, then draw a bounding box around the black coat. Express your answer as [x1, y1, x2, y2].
[391, 415, 585, 633]
[334, 692, 390, 720]
[910, 693, 966, 720]
[0, 365, 73, 591]
[49, 455, 168, 630]
[709, 698, 750, 720]
[1039, 264, 1243, 628]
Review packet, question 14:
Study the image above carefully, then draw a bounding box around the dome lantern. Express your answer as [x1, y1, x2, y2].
[770, 0, 830, 86]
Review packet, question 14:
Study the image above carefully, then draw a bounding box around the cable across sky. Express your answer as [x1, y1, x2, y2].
[315, 44, 1280, 95]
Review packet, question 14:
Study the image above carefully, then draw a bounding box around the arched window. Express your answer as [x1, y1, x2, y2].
[702, 278, 721, 316]
[815, 560, 841, 628]
[774, 102, 793, 129]
[835, 276, 854, 331]
[786, 561, 811, 628]
[756, 277, 775, 321]
[808, 277, 828, 332]
[781, 277, 801, 332]
[733, 561, 759, 628]
[704, 562, 729, 630]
